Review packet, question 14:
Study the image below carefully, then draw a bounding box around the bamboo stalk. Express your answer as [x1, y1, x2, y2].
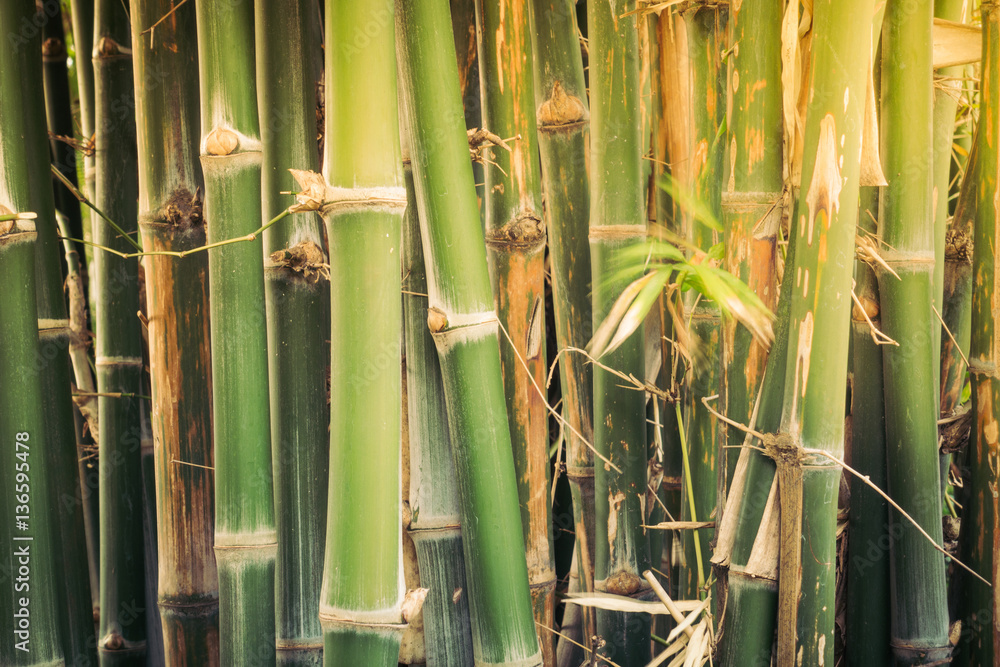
[450, 0, 484, 217]
[587, 1, 651, 663]
[0, 18, 71, 662]
[957, 2, 1000, 664]
[0, 217, 66, 666]
[395, 0, 543, 662]
[255, 2, 330, 664]
[679, 3, 727, 603]
[941, 128, 980, 416]
[778, 3, 877, 662]
[311, 1, 407, 662]
[68, 0, 102, 614]
[8, 1, 102, 663]
[93, 1, 148, 662]
[473, 2, 555, 661]
[845, 182, 892, 666]
[529, 1, 596, 641]
[194, 0, 277, 662]
[877, 1, 952, 662]
[129, 1, 219, 664]
[721, 0, 782, 501]
[401, 124, 476, 667]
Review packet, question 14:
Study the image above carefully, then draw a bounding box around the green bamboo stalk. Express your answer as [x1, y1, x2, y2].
[679, 3, 727, 603]
[941, 128, 980, 416]
[529, 0, 595, 622]
[64, 0, 103, 596]
[933, 0, 969, 353]
[957, 3, 1000, 664]
[0, 217, 65, 666]
[93, 1, 148, 662]
[42, 0, 88, 287]
[450, 0, 484, 217]
[10, 1, 100, 663]
[311, 1, 406, 662]
[473, 2, 555, 660]
[0, 17, 69, 662]
[878, 1, 951, 662]
[845, 183, 892, 667]
[194, 0, 276, 662]
[255, 2, 330, 664]
[401, 124, 476, 667]
[715, 1, 875, 663]
[129, 1, 219, 664]
[587, 1, 651, 663]
[721, 0, 782, 498]
[779, 3, 875, 662]
[395, 0, 543, 662]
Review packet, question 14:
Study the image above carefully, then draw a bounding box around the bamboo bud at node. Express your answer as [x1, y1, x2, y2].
[205, 127, 239, 156]
[401, 588, 429, 624]
[852, 296, 879, 321]
[537, 81, 588, 127]
[427, 307, 448, 333]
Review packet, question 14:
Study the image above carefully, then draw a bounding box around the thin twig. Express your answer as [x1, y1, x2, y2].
[171, 459, 214, 471]
[534, 622, 622, 667]
[141, 0, 189, 35]
[51, 165, 144, 252]
[495, 321, 621, 474]
[933, 303, 970, 370]
[851, 285, 899, 346]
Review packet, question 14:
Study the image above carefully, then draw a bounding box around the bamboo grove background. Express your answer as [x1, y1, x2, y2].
[0, 0, 996, 666]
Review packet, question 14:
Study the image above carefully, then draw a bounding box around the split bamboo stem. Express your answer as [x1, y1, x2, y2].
[721, 0, 782, 501]
[679, 3, 727, 603]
